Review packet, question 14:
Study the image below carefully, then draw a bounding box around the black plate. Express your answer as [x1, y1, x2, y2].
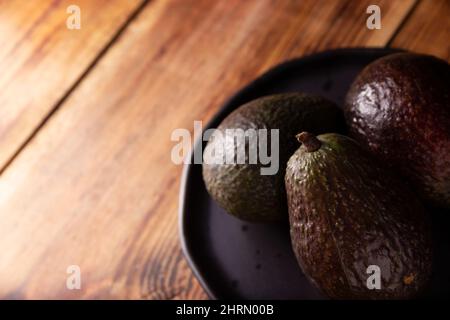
[179, 48, 450, 299]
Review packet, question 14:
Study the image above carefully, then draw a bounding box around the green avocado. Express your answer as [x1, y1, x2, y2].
[344, 52, 450, 208]
[285, 132, 433, 299]
[202, 93, 346, 222]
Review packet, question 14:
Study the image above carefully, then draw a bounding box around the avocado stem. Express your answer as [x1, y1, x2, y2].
[296, 132, 321, 152]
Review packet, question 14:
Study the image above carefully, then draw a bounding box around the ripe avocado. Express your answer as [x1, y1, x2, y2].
[285, 132, 433, 299]
[344, 53, 450, 208]
[202, 93, 346, 222]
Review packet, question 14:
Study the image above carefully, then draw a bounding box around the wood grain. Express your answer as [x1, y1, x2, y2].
[0, 0, 143, 171]
[391, 0, 450, 61]
[0, 0, 419, 299]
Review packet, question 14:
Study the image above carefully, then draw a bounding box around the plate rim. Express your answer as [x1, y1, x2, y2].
[178, 47, 402, 300]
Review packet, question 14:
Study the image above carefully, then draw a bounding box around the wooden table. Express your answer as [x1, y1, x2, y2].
[0, 0, 448, 299]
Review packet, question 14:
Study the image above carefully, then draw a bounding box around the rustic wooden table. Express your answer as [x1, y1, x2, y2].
[0, 0, 448, 299]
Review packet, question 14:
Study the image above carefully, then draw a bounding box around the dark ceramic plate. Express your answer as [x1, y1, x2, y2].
[179, 48, 450, 299]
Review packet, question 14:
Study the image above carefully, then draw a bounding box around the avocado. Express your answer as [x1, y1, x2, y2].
[285, 132, 433, 299]
[344, 52, 450, 208]
[202, 93, 346, 222]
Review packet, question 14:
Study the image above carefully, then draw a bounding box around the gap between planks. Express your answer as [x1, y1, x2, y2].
[386, 0, 421, 47]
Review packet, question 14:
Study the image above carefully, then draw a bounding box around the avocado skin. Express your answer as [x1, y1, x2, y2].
[285, 133, 432, 299]
[344, 53, 450, 208]
[202, 93, 346, 222]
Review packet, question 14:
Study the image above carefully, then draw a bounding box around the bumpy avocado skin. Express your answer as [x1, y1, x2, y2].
[285, 133, 433, 299]
[202, 93, 346, 222]
[344, 53, 450, 208]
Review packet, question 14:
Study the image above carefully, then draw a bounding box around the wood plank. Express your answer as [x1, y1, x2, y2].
[391, 0, 449, 61]
[0, 0, 416, 299]
[0, 0, 143, 171]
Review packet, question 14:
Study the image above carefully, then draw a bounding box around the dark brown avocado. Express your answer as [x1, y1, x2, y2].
[285, 132, 433, 299]
[344, 52, 450, 208]
[202, 93, 346, 222]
